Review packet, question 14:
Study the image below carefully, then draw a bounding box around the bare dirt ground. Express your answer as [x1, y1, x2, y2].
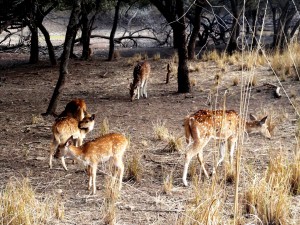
[1, 45, 300, 224]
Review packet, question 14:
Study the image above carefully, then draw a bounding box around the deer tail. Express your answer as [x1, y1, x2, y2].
[184, 115, 193, 144]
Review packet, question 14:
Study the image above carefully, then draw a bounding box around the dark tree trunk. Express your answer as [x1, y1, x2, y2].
[227, 0, 240, 54]
[44, 0, 82, 116]
[108, 0, 121, 61]
[38, 23, 57, 65]
[172, 27, 180, 49]
[188, 3, 202, 60]
[176, 0, 190, 93]
[29, 24, 39, 63]
[70, 26, 80, 59]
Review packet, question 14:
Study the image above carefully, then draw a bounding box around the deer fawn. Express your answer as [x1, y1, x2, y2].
[182, 109, 271, 186]
[50, 114, 95, 171]
[57, 99, 87, 122]
[54, 133, 128, 194]
[129, 61, 151, 101]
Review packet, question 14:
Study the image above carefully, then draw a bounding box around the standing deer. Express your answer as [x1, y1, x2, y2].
[57, 99, 87, 122]
[182, 109, 271, 186]
[54, 133, 128, 194]
[129, 61, 151, 101]
[50, 114, 95, 171]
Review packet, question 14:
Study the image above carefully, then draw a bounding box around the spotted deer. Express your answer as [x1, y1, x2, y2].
[50, 114, 95, 171]
[129, 61, 151, 101]
[182, 109, 271, 186]
[54, 133, 128, 194]
[57, 99, 87, 122]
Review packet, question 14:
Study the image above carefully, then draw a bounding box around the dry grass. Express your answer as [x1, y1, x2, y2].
[101, 175, 120, 225]
[232, 76, 239, 86]
[31, 114, 44, 124]
[127, 53, 143, 66]
[164, 135, 183, 153]
[153, 120, 169, 141]
[243, 154, 292, 225]
[153, 53, 161, 61]
[99, 117, 110, 136]
[177, 177, 224, 224]
[126, 150, 143, 183]
[0, 178, 63, 225]
[113, 50, 121, 59]
[162, 172, 173, 195]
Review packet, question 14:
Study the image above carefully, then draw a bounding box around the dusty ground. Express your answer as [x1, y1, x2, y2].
[1, 45, 300, 225]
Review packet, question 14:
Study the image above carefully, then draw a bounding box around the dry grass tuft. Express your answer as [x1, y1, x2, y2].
[0, 178, 64, 225]
[101, 175, 120, 225]
[31, 114, 44, 124]
[153, 53, 161, 61]
[162, 172, 173, 195]
[172, 52, 178, 63]
[232, 76, 239, 86]
[153, 120, 169, 141]
[164, 135, 183, 153]
[224, 161, 235, 184]
[243, 155, 292, 225]
[99, 117, 110, 136]
[126, 150, 143, 183]
[113, 50, 121, 59]
[177, 178, 224, 224]
[127, 53, 143, 66]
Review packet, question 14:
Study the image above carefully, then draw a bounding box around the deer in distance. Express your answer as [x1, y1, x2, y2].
[129, 61, 151, 101]
[54, 133, 128, 195]
[182, 109, 271, 186]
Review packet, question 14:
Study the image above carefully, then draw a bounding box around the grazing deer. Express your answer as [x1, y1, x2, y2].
[182, 109, 271, 186]
[57, 99, 87, 122]
[129, 61, 151, 101]
[54, 133, 128, 194]
[50, 114, 95, 171]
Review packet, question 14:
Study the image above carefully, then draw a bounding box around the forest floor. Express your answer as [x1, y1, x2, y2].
[1, 44, 300, 224]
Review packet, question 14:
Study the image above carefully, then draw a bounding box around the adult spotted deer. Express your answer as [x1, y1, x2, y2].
[57, 99, 87, 122]
[182, 109, 271, 186]
[54, 133, 128, 194]
[129, 61, 151, 101]
[50, 114, 95, 171]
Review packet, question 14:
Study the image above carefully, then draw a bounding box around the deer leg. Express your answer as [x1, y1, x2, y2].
[88, 165, 92, 191]
[91, 165, 97, 195]
[183, 139, 210, 186]
[216, 141, 226, 168]
[143, 80, 148, 98]
[49, 138, 59, 169]
[229, 137, 237, 166]
[197, 152, 209, 179]
[137, 86, 140, 99]
[114, 156, 124, 191]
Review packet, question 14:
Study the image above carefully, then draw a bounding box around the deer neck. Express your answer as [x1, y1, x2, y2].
[68, 145, 90, 166]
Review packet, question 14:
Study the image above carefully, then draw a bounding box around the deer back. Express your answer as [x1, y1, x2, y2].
[57, 99, 87, 121]
[188, 110, 239, 140]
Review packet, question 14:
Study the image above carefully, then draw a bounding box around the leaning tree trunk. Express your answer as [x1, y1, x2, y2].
[188, 2, 202, 60]
[38, 23, 57, 65]
[108, 0, 121, 61]
[176, 0, 190, 93]
[44, 0, 81, 116]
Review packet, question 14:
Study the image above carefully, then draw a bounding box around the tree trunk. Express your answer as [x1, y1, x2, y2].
[188, 3, 202, 60]
[44, 0, 81, 116]
[29, 24, 39, 63]
[227, 0, 240, 54]
[38, 23, 57, 65]
[176, 0, 190, 93]
[108, 0, 121, 61]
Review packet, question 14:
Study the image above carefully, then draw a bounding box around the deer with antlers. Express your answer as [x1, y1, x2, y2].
[182, 109, 271, 186]
[54, 133, 128, 194]
[129, 61, 151, 101]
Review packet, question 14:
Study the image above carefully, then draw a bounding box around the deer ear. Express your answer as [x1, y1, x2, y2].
[249, 114, 257, 121]
[259, 116, 268, 125]
[66, 136, 73, 147]
[90, 114, 95, 120]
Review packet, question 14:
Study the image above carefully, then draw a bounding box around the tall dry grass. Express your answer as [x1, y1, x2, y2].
[0, 178, 64, 225]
